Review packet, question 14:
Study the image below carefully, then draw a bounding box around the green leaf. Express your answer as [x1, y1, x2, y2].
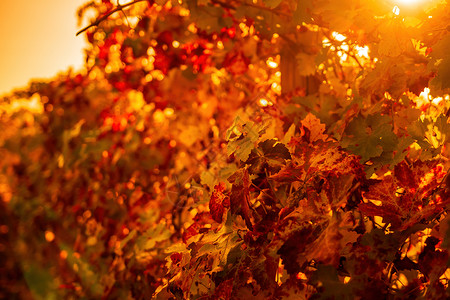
[429, 35, 450, 93]
[341, 113, 397, 162]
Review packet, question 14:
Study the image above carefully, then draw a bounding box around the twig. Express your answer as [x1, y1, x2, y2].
[76, 0, 147, 36]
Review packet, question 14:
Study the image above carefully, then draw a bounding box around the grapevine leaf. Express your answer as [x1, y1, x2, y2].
[226, 117, 262, 162]
[136, 223, 172, 250]
[209, 182, 230, 223]
[358, 161, 448, 230]
[228, 168, 253, 230]
[377, 19, 412, 57]
[341, 113, 397, 163]
[408, 114, 449, 159]
[300, 113, 328, 143]
[429, 35, 450, 92]
[304, 212, 358, 267]
[282, 123, 296, 144]
[246, 139, 291, 174]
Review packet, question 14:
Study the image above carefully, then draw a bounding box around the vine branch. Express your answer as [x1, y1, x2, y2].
[76, 0, 147, 36]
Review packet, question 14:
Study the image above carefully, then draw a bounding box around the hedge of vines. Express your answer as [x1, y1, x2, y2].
[1, 0, 450, 299]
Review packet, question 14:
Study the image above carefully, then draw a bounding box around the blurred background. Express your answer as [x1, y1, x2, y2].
[0, 0, 87, 95]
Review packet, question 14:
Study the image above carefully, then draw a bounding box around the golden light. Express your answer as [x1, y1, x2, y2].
[45, 230, 55, 242]
[355, 45, 370, 58]
[153, 110, 165, 123]
[179, 7, 190, 16]
[331, 32, 347, 42]
[147, 47, 156, 56]
[266, 58, 278, 68]
[172, 41, 180, 48]
[145, 74, 153, 82]
[418, 87, 445, 105]
[259, 98, 269, 107]
[164, 108, 174, 117]
[393, 5, 400, 15]
[394, 0, 426, 5]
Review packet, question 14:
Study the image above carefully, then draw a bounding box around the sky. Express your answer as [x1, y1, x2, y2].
[0, 0, 88, 96]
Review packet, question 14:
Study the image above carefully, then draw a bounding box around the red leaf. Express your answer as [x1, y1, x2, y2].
[209, 182, 229, 223]
[359, 161, 449, 230]
[170, 252, 182, 264]
[228, 169, 253, 230]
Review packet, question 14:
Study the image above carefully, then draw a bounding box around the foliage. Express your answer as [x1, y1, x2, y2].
[1, 0, 450, 299]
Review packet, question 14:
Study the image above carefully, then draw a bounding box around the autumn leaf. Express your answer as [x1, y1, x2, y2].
[226, 117, 263, 162]
[304, 212, 359, 267]
[408, 114, 450, 159]
[228, 168, 253, 230]
[246, 139, 291, 174]
[209, 182, 230, 223]
[4, 0, 450, 298]
[358, 161, 448, 230]
[377, 18, 412, 57]
[300, 112, 328, 143]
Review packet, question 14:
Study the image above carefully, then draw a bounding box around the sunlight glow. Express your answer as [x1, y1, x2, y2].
[259, 98, 273, 107]
[45, 231, 55, 242]
[332, 32, 347, 42]
[259, 98, 269, 106]
[355, 45, 370, 58]
[394, 0, 426, 5]
[393, 5, 400, 15]
[266, 57, 278, 68]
